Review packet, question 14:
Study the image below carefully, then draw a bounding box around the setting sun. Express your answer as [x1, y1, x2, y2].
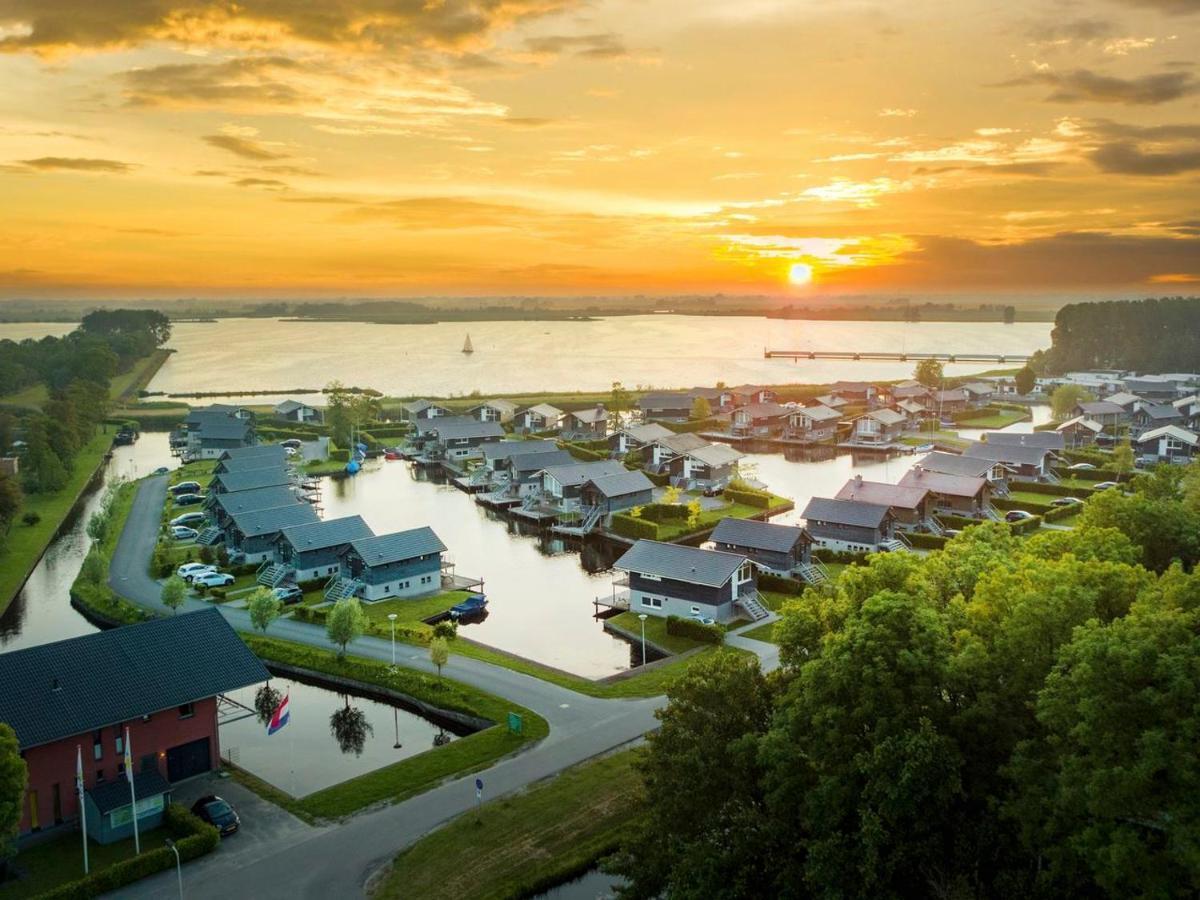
[788, 263, 813, 286]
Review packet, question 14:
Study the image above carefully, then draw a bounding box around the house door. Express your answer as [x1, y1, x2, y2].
[28, 790, 39, 831]
[166, 737, 212, 782]
[52, 783, 62, 825]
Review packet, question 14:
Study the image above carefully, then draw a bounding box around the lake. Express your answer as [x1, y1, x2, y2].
[137, 316, 1050, 400]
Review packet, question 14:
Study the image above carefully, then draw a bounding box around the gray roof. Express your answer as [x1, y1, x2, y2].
[0, 608, 268, 751]
[934, 389, 969, 402]
[348, 526, 447, 566]
[916, 451, 998, 478]
[1104, 391, 1143, 408]
[899, 467, 987, 498]
[219, 444, 286, 462]
[210, 485, 299, 516]
[734, 402, 791, 420]
[654, 432, 709, 454]
[835, 478, 929, 509]
[279, 515, 373, 552]
[483, 439, 560, 462]
[710, 517, 808, 553]
[984, 431, 1065, 450]
[963, 441, 1055, 467]
[211, 468, 293, 494]
[792, 404, 841, 423]
[539, 459, 627, 487]
[91, 770, 171, 813]
[582, 470, 654, 498]
[414, 415, 473, 435]
[510, 449, 574, 474]
[1138, 403, 1183, 421]
[229, 502, 320, 538]
[615, 539, 746, 587]
[862, 408, 906, 426]
[638, 391, 700, 409]
[831, 381, 876, 393]
[431, 420, 505, 441]
[1056, 415, 1103, 433]
[404, 399, 447, 413]
[214, 455, 289, 475]
[619, 423, 674, 443]
[194, 418, 253, 441]
[802, 497, 891, 528]
[1077, 401, 1126, 416]
[687, 443, 744, 466]
[274, 399, 316, 414]
[567, 407, 608, 424]
[1137, 425, 1199, 446]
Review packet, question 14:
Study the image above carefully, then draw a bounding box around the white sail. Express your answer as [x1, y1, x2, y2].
[462, 334, 474, 354]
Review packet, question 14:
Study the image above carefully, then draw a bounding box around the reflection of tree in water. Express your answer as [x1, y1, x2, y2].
[254, 684, 282, 726]
[330, 696, 373, 756]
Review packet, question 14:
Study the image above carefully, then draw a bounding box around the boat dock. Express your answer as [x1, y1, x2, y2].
[764, 349, 1031, 363]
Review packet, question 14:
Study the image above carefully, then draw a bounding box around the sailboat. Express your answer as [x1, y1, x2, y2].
[462, 334, 474, 354]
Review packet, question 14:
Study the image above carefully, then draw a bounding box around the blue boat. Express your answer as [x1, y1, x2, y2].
[345, 459, 360, 475]
[449, 593, 487, 620]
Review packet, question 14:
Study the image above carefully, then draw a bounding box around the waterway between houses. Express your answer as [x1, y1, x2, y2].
[1, 403, 1052, 676]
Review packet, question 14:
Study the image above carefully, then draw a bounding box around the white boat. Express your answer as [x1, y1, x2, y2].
[462, 334, 474, 354]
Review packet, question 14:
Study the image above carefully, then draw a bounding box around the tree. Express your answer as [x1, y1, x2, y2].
[690, 396, 712, 420]
[247, 587, 282, 634]
[330, 701, 373, 756]
[430, 636, 449, 678]
[1014, 365, 1036, 396]
[1002, 305, 1016, 324]
[913, 358, 943, 388]
[0, 473, 21, 529]
[432, 619, 457, 642]
[0, 722, 28, 869]
[661, 485, 680, 505]
[326, 597, 366, 658]
[325, 380, 353, 447]
[1050, 383, 1094, 421]
[1112, 438, 1134, 478]
[79, 549, 105, 585]
[686, 498, 702, 530]
[608, 381, 631, 433]
[160, 575, 187, 615]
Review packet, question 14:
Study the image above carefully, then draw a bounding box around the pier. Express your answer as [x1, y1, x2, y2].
[764, 349, 1030, 363]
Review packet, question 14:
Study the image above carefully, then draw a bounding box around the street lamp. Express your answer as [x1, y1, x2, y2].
[387, 613, 398, 667]
[165, 839, 183, 899]
[393, 707, 402, 750]
[638, 613, 648, 667]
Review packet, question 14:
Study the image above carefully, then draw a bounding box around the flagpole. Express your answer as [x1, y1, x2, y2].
[125, 726, 140, 855]
[76, 745, 89, 875]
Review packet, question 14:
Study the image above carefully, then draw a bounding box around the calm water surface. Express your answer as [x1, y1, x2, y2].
[0, 322, 77, 341]
[144, 316, 1050, 399]
[218, 675, 458, 796]
[533, 868, 626, 899]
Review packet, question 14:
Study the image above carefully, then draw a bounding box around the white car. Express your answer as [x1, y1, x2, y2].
[171, 525, 199, 541]
[192, 571, 235, 588]
[280, 439, 303, 450]
[284, 446, 298, 457]
[1093, 481, 1120, 491]
[688, 613, 717, 626]
[1067, 462, 1096, 471]
[170, 511, 206, 528]
[177, 563, 216, 581]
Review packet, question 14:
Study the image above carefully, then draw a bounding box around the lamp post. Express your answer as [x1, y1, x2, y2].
[165, 839, 183, 899]
[387, 613, 398, 667]
[393, 707, 402, 750]
[638, 613, 648, 667]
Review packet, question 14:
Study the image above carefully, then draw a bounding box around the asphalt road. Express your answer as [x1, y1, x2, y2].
[108, 476, 771, 899]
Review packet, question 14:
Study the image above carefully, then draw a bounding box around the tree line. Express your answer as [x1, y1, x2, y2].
[612, 461, 1200, 898]
[1044, 296, 1200, 374]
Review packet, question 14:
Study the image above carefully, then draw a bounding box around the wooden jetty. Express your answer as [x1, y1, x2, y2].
[764, 349, 1031, 363]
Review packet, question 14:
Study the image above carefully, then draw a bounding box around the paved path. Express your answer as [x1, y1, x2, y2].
[110, 476, 777, 899]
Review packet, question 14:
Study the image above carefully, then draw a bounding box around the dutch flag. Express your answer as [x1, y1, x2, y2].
[267, 692, 290, 736]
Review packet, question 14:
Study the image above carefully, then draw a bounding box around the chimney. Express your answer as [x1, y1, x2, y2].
[854, 474, 863, 485]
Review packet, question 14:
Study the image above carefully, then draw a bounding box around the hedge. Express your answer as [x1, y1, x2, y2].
[1010, 480, 1095, 498]
[723, 487, 771, 509]
[37, 805, 218, 899]
[666, 615, 724, 645]
[813, 548, 869, 564]
[1008, 514, 1043, 535]
[1044, 503, 1083, 522]
[757, 572, 806, 595]
[936, 514, 980, 531]
[329, 448, 350, 462]
[644, 470, 672, 487]
[907, 532, 950, 549]
[638, 503, 689, 523]
[992, 496, 1054, 514]
[664, 418, 723, 434]
[560, 442, 608, 462]
[1051, 466, 1133, 483]
[610, 514, 658, 540]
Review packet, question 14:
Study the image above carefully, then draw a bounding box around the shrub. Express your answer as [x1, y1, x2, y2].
[1043, 503, 1083, 522]
[813, 547, 869, 564]
[907, 532, 950, 550]
[1009, 481, 1095, 498]
[638, 503, 689, 523]
[757, 572, 806, 595]
[664, 418, 722, 434]
[666, 615, 724, 645]
[329, 448, 350, 463]
[992, 496, 1054, 514]
[611, 514, 658, 540]
[208, 588, 226, 601]
[560, 442, 608, 462]
[21, 511, 40, 527]
[723, 487, 772, 509]
[1008, 514, 1043, 535]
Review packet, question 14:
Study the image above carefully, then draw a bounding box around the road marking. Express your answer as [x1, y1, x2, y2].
[559, 703, 570, 708]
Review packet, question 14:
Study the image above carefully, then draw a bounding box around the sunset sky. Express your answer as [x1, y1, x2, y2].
[1, 0, 1198, 299]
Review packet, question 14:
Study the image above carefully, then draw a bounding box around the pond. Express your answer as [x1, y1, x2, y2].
[532, 868, 626, 899]
[0, 433, 177, 653]
[217, 673, 461, 797]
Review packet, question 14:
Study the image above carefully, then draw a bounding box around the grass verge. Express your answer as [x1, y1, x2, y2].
[608, 611, 710, 655]
[0, 827, 169, 899]
[237, 635, 549, 821]
[371, 749, 642, 900]
[740, 620, 780, 644]
[69, 479, 154, 625]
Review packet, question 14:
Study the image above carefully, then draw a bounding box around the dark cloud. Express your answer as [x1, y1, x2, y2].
[1085, 119, 1200, 140]
[1089, 140, 1200, 174]
[911, 162, 1062, 176]
[1000, 68, 1199, 104]
[202, 133, 290, 160]
[233, 177, 289, 189]
[122, 58, 310, 108]
[0, 0, 579, 54]
[523, 33, 627, 58]
[12, 156, 134, 173]
[1107, 0, 1200, 14]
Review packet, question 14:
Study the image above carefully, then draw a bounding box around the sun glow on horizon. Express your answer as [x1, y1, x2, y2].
[788, 262, 813, 286]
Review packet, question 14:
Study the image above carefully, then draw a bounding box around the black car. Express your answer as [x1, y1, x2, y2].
[173, 493, 204, 506]
[191, 795, 240, 836]
[1050, 497, 1083, 507]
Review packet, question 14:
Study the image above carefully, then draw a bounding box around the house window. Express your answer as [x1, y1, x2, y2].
[178, 703, 195, 719]
[114, 728, 124, 756]
[690, 606, 701, 614]
[92, 730, 103, 761]
[640, 596, 663, 608]
[639, 572, 661, 582]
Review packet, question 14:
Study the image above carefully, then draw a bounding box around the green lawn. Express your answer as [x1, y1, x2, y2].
[0, 428, 117, 614]
[237, 636, 550, 821]
[956, 409, 1029, 429]
[359, 590, 472, 626]
[608, 611, 710, 655]
[652, 495, 793, 542]
[898, 430, 967, 449]
[373, 750, 642, 900]
[741, 620, 780, 643]
[108, 348, 172, 404]
[0, 827, 168, 899]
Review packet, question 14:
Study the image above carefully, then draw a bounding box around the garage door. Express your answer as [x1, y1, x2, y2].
[166, 737, 212, 782]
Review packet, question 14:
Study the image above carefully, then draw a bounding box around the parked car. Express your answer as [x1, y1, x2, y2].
[153, 466, 170, 476]
[1067, 462, 1096, 471]
[193, 571, 235, 588]
[173, 493, 204, 506]
[449, 593, 488, 619]
[688, 612, 716, 626]
[171, 525, 199, 541]
[170, 511, 207, 528]
[191, 795, 240, 837]
[284, 446, 298, 457]
[176, 562, 216, 580]
[171, 480, 202, 495]
[280, 439, 302, 449]
[273, 585, 304, 605]
[1005, 510, 1035, 522]
[1050, 496, 1083, 507]
[1093, 481, 1120, 491]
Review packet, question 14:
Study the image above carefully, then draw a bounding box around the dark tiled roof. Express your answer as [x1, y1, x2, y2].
[90, 770, 171, 814]
[916, 451, 998, 478]
[280, 515, 372, 552]
[210, 485, 298, 516]
[802, 497, 891, 528]
[510, 449, 574, 474]
[213, 455, 288, 475]
[0, 608, 268, 751]
[1077, 401, 1126, 416]
[539, 460, 627, 487]
[431, 421, 505, 441]
[211, 468, 292, 494]
[482, 440, 560, 462]
[615, 539, 745, 587]
[1138, 403, 1184, 421]
[710, 517, 807, 553]
[219, 444, 286, 462]
[194, 419, 253, 441]
[348, 527, 446, 566]
[985, 431, 1065, 450]
[230, 502, 319, 538]
[583, 470, 654, 498]
[963, 442, 1055, 467]
[835, 479, 929, 509]
[638, 392, 699, 409]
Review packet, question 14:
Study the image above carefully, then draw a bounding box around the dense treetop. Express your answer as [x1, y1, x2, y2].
[1044, 297, 1200, 374]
